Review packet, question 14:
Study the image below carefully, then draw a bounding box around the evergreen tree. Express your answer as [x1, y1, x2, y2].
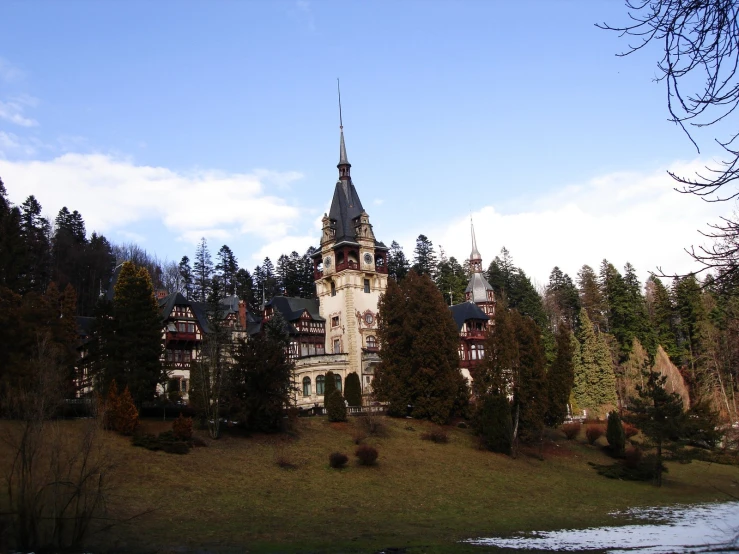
[476, 394, 513, 454]
[229, 311, 295, 433]
[18, 195, 51, 294]
[101, 262, 163, 406]
[512, 311, 548, 444]
[387, 240, 410, 282]
[215, 244, 238, 296]
[0, 179, 26, 292]
[545, 324, 575, 427]
[324, 370, 337, 399]
[411, 234, 438, 278]
[573, 308, 618, 415]
[473, 306, 517, 398]
[486, 247, 516, 298]
[606, 409, 626, 457]
[193, 238, 213, 302]
[344, 372, 362, 407]
[234, 268, 255, 308]
[645, 276, 679, 360]
[619, 337, 650, 408]
[435, 251, 468, 305]
[577, 264, 607, 331]
[373, 271, 468, 424]
[178, 256, 193, 299]
[545, 266, 580, 330]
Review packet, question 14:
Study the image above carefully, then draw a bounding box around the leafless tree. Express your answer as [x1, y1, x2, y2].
[600, 1, 739, 279]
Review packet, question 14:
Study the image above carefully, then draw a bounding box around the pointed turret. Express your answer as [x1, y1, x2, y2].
[464, 219, 495, 315]
[470, 220, 482, 271]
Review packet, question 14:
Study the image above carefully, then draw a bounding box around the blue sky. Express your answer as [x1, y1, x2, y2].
[0, 1, 730, 286]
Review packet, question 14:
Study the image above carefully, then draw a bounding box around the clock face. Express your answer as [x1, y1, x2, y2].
[364, 253, 373, 265]
[324, 256, 332, 267]
[364, 312, 374, 325]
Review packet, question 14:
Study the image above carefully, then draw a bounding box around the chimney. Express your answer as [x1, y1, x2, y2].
[238, 300, 247, 330]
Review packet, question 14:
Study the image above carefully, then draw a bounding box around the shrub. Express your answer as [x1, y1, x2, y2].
[355, 444, 378, 466]
[561, 422, 581, 440]
[585, 424, 604, 445]
[344, 372, 362, 407]
[624, 446, 642, 469]
[329, 452, 348, 469]
[172, 413, 193, 441]
[325, 389, 347, 422]
[116, 386, 139, 436]
[606, 410, 626, 457]
[421, 429, 449, 443]
[623, 423, 639, 439]
[104, 380, 121, 431]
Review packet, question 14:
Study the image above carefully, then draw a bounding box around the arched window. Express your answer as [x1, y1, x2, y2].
[316, 375, 325, 395]
[302, 376, 311, 397]
[366, 336, 377, 349]
[335, 373, 342, 392]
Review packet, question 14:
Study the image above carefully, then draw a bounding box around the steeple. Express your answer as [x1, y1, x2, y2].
[337, 79, 351, 181]
[470, 219, 482, 272]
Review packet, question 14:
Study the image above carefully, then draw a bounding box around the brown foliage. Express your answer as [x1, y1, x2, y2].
[653, 346, 690, 410]
[355, 444, 379, 466]
[585, 424, 604, 445]
[561, 422, 581, 440]
[624, 446, 643, 469]
[104, 380, 121, 431]
[116, 386, 139, 436]
[623, 423, 639, 439]
[329, 452, 349, 469]
[172, 414, 193, 441]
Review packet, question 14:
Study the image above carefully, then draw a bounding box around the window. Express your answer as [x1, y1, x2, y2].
[302, 376, 311, 397]
[365, 375, 371, 384]
[335, 373, 342, 392]
[364, 279, 370, 293]
[333, 338, 341, 354]
[366, 336, 377, 349]
[331, 282, 336, 296]
[181, 379, 188, 392]
[331, 316, 340, 327]
[316, 375, 325, 395]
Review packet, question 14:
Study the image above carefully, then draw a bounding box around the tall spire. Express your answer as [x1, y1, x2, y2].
[337, 79, 351, 180]
[470, 218, 482, 269]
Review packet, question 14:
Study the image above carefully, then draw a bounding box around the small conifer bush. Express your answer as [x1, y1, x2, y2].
[421, 429, 449, 443]
[104, 380, 122, 431]
[355, 444, 378, 466]
[117, 386, 140, 436]
[325, 389, 347, 422]
[561, 422, 581, 440]
[606, 410, 626, 457]
[329, 452, 349, 469]
[172, 413, 193, 441]
[586, 424, 604, 445]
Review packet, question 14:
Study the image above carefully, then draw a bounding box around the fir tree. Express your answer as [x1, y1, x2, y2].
[476, 394, 513, 454]
[18, 195, 51, 294]
[645, 276, 679, 360]
[512, 311, 548, 445]
[435, 251, 468, 305]
[545, 324, 575, 427]
[193, 238, 213, 302]
[577, 264, 607, 332]
[387, 240, 410, 282]
[215, 244, 238, 296]
[545, 266, 580, 330]
[373, 271, 468, 424]
[344, 372, 362, 407]
[411, 235, 438, 278]
[573, 308, 618, 415]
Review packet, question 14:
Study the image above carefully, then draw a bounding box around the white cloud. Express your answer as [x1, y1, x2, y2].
[404, 159, 729, 286]
[251, 233, 318, 264]
[0, 95, 39, 127]
[0, 153, 304, 245]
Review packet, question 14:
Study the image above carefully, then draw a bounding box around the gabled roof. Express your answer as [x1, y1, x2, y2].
[266, 296, 324, 322]
[158, 292, 189, 318]
[449, 302, 489, 331]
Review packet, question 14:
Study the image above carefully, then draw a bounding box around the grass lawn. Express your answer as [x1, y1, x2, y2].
[2, 416, 738, 553]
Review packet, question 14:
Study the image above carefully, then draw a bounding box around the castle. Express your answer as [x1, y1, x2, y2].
[83, 123, 497, 407]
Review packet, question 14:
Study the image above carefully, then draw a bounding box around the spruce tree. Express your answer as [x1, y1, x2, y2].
[606, 409, 626, 457]
[512, 311, 548, 444]
[193, 238, 213, 302]
[387, 240, 410, 282]
[645, 276, 679, 360]
[215, 244, 238, 296]
[545, 324, 575, 427]
[178, 256, 193, 299]
[574, 308, 618, 415]
[411, 235, 438, 278]
[344, 372, 362, 407]
[373, 271, 468, 424]
[477, 394, 513, 454]
[577, 264, 607, 332]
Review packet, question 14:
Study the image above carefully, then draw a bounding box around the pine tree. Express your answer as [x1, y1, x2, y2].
[373, 271, 468, 424]
[645, 276, 679, 360]
[234, 268, 255, 307]
[545, 324, 575, 427]
[487, 247, 516, 298]
[411, 235, 438, 278]
[512, 311, 548, 444]
[178, 256, 193, 299]
[229, 311, 295, 433]
[344, 372, 362, 407]
[215, 244, 238, 296]
[18, 195, 51, 294]
[387, 240, 410, 282]
[193, 238, 213, 302]
[577, 264, 607, 332]
[102, 262, 164, 406]
[435, 252, 468, 305]
[0, 179, 26, 292]
[545, 267, 580, 330]
[574, 308, 618, 415]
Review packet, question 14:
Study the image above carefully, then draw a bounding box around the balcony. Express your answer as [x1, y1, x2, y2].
[166, 331, 197, 342]
[335, 260, 359, 272]
[460, 329, 486, 339]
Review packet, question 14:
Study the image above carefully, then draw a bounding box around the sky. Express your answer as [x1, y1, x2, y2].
[0, 1, 733, 288]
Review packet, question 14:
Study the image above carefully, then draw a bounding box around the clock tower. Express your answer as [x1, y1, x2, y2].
[312, 124, 388, 391]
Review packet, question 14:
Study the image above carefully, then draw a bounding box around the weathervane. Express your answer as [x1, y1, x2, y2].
[337, 78, 343, 130]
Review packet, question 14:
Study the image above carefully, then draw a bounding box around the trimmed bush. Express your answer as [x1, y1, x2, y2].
[585, 424, 604, 445]
[344, 372, 362, 407]
[421, 429, 449, 443]
[329, 452, 349, 469]
[325, 389, 347, 422]
[104, 380, 122, 431]
[355, 444, 378, 466]
[172, 413, 193, 441]
[561, 422, 581, 440]
[475, 394, 513, 454]
[117, 386, 140, 436]
[606, 410, 626, 457]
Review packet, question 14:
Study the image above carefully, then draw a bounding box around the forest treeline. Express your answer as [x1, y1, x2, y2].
[1, 179, 737, 422]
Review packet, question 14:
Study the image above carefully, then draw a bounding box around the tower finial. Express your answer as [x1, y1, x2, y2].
[337, 78, 350, 173]
[337, 78, 343, 130]
[470, 217, 482, 270]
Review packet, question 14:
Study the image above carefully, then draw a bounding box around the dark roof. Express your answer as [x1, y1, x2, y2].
[328, 180, 365, 244]
[266, 296, 324, 322]
[159, 292, 211, 333]
[465, 272, 495, 302]
[449, 302, 489, 331]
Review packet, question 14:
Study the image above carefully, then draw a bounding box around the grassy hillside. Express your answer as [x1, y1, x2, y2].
[2, 416, 737, 553]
